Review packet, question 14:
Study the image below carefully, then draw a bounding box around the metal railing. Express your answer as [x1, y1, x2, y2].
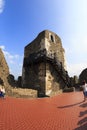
[23, 49, 70, 86]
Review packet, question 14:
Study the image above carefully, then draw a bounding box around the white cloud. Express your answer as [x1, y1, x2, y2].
[0, 45, 5, 50]
[0, 0, 5, 13]
[64, 35, 87, 77]
[4, 51, 20, 61]
[71, 38, 87, 53]
[67, 63, 87, 77]
[64, 36, 87, 56]
[0, 46, 21, 63]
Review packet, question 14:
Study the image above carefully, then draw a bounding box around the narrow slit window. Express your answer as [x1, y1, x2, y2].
[50, 35, 54, 42]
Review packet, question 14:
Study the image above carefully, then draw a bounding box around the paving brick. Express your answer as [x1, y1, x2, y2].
[0, 92, 87, 130]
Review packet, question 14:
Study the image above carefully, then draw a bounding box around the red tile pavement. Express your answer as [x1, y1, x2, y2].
[0, 91, 87, 130]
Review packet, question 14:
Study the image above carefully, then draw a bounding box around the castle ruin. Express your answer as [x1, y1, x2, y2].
[22, 30, 70, 97]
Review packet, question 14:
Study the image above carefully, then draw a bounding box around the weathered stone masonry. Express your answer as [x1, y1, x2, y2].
[22, 30, 70, 97]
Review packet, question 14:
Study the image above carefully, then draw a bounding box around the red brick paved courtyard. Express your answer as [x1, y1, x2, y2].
[0, 91, 87, 130]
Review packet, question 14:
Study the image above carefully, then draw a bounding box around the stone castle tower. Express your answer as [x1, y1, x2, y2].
[22, 30, 69, 97]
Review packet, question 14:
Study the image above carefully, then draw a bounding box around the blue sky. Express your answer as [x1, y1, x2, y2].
[0, 0, 87, 79]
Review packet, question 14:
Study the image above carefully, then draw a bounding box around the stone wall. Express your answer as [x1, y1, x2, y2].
[22, 30, 68, 97]
[0, 48, 11, 94]
[24, 30, 66, 69]
[46, 63, 65, 95]
[22, 62, 46, 95]
[44, 30, 66, 69]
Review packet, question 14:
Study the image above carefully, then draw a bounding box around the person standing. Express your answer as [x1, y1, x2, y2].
[81, 80, 87, 101]
[1, 86, 5, 97]
[0, 83, 5, 98]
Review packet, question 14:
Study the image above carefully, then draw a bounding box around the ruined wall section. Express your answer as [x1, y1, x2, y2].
[22, 30, 68, 97]
[22, 31, 46, 93]
[0, 48, 9, 83]
[24, 31, 45, 57]
[22, 31, 46, 92]
[46, 63, 65, 96]
[44, 30, 66, 70]
[0, 48, 11, 94]
[24, 30, 66, 70]
[22, 61, 46, 96]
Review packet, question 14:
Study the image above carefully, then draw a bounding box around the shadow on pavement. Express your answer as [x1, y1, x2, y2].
[74, 101, 87, 130]
[57, 101, 84, 109]
[74, 122, 87, 130]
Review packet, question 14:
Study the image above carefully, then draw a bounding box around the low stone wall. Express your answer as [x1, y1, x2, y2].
[11, 88, 37, 98]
